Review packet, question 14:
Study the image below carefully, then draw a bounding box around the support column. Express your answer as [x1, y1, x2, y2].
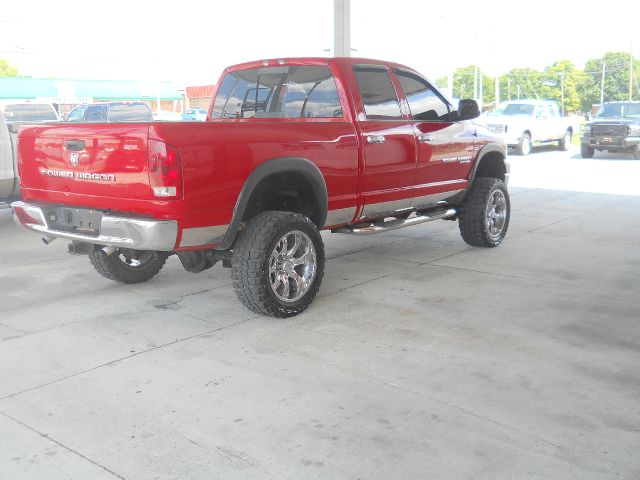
[334, 0, 351, 57]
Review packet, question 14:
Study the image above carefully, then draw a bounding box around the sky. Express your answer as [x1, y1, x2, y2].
[1, 0, 638, 87]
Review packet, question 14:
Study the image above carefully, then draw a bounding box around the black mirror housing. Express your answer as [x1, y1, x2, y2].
[458, 99, 480, 121]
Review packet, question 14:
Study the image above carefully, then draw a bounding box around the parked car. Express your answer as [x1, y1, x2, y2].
[580, 101, 640, 159]
[12, 57, 509, 317]
[181, 108, 207, 121]
[153, 111, 183, 121]
[482, 100, 576, 155]
[1, 101, 59, 123]
[0, 112, 18, 200]
[65, 102, 153, 122]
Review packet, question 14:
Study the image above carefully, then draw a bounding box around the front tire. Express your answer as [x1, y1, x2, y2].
[89, 248, 168, 283]
[458, 177, 510, 247]
[231, 211, 325, 317]
[633, 145, 640, 160]
[581, 144, 595, 158]
[516, 133, 532, 155]
[558, 129, 572, 151]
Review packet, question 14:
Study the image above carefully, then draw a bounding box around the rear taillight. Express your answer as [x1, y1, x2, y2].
[148, 139, 182, 198]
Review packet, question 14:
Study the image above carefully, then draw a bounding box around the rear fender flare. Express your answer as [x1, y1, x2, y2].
[218, 157, 328, 250]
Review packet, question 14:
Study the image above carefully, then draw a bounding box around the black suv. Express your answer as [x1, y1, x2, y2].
[581, 101, 640, 159]
[65, 102, 153, 122]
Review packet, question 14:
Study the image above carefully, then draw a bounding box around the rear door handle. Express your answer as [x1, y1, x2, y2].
[65, 140, 85, 151]
[366, 135, 386, 144]
[418, 134, 433, 143]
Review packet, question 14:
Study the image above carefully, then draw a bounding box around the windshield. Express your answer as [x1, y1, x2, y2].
[596, 103, 640, 118]
[3, 104, 58, 122]
[489, 103, 534, 117]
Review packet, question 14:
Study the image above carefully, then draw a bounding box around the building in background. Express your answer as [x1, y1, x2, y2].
[0, 78, 183, 117]
[185, 85, 215, 110]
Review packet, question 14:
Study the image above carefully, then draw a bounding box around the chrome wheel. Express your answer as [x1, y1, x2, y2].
[269, 230, 317, 303]
[485, 190, 508, 240]
[118, 249, 154, 267]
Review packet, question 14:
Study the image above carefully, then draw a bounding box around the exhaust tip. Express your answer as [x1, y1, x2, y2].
[42, 236, 56, 245]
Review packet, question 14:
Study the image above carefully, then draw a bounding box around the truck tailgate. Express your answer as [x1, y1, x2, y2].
[18, 123, 153, 200]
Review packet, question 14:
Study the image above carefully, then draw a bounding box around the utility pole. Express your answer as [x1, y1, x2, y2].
[473, 65, 478, 101]
[495, 74, 500, 109]
[334, 0, 351, 57]
[507, 77, 511, 101]
[600, 61, 606, 106]
[560, 72, 565, 116]
[630, 45, 634, 101]
[479, 68, 483, 110]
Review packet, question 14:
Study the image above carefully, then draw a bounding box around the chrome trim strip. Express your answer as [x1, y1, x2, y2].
[411, 189, 464, 209]
[11, 201, 178, 251]
[324, 206, 357, 227]
[361, 198, 412, 219]
[179, 225, 229, 247]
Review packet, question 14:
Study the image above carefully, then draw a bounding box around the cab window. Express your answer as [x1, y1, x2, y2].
[353, 66, 402, 120]
[395, 70, 451, 121]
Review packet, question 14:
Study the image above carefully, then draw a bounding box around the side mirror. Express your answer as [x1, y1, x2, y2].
[458, 99, 480, 121]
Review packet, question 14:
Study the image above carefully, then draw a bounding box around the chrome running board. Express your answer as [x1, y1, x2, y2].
[332, 208, 457, 235]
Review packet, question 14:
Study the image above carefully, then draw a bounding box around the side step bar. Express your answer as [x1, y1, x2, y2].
[333, 208, 457, 235]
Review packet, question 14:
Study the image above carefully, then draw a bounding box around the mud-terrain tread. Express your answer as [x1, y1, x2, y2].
[581, 144, 595, 158]
[231, 211, 324, 317]
[458, 177, 510, 248]
[89, 249, 167, 284]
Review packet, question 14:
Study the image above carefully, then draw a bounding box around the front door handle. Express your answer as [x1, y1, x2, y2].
[418, 134, 433, 143]
[366, 135, 386, 144]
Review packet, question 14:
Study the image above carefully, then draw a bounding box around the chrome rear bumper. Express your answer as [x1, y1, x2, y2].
[11, 201, 178, 251]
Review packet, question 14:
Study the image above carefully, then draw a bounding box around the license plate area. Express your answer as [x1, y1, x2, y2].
[596, 136, 622, 146]
[43, 207, 102, 236]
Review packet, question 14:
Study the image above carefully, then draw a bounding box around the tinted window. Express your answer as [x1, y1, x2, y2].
[3, 104, 58, 122]
[353, 67, 402, 120]
[66, 106, 86, 122]
[84, 105, 107, 122]
[212, 65, 341, 119]
[395, 70, 451, 121]
[107, 103, 152, 122]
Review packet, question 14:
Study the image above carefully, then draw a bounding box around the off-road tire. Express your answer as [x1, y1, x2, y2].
[231, 211, 325, 317]
[458, 177, 510, 247]
[558, 129, 572, 151]
[581, 144, 595, 158]
[89, 248, 168, 283]
[516, 133, 532, 156]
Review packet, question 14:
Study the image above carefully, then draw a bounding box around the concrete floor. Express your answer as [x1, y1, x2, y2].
[1, 155, 640, 478]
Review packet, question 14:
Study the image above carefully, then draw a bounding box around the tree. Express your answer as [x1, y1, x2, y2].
[0, 58, 19, 77]
[578, 52, 640, 111]
[436, 66, 494, 105]
[537, 60, 587, 114]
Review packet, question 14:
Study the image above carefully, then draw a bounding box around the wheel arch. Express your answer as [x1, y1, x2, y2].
[469, 143, 508, 186]
[218, 157, 328, 250]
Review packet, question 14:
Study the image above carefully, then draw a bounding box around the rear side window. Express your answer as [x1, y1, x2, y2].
[107, 103, 152, 122]
[66, 106, 86, 122]
[395, 70, 451, 121]
[212, 65, 342, 119]
[84, 105, 107, 122]
[353, 66, 402, 120]
[3, 104, 58, 122]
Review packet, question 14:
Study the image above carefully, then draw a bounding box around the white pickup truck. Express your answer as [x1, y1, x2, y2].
[0, 113, 19, 200]
[1, 102, 60, 200]
[482, 100, 576, 155]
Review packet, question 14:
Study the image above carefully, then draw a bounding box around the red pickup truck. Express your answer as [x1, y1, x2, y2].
[12, 57, 509, 317]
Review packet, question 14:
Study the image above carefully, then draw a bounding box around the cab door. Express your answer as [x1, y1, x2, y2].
[393, 69, 475, 207]
[352, 65, 417, 219]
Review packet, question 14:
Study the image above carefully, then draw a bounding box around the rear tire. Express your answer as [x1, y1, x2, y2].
[558, 130, 572, 151]
[89, 248, 168, 283]
[516, 133, 532, 156]
[231, 211, 325, 317]
[458, 177, 510, 247]
[581, 144, 595, 158]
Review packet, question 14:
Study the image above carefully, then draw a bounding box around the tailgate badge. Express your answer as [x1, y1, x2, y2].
[70, 153, 80, 167]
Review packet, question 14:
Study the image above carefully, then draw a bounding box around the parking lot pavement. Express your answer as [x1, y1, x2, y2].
[1, 155, 640, 479]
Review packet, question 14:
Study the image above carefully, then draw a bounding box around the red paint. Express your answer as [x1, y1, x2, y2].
[18, 58, 500, 251]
